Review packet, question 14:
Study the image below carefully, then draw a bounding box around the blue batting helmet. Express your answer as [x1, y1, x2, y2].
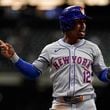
[59, 6, 90, 32]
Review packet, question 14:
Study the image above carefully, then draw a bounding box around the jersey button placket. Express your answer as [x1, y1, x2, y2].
[70, 46, 75, 95]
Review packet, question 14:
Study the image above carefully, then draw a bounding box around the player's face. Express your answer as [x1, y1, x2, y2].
[71, 19, 86, 39]
[64, 19, 86, 44]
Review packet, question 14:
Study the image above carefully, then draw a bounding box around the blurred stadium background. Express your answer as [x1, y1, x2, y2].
[0, 0, 110, 110]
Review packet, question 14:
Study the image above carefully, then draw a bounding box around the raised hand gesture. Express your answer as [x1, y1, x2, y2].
[0, 40, 15, 58]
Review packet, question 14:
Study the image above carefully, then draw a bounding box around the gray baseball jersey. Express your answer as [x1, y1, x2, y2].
[32, 38, 107, 97]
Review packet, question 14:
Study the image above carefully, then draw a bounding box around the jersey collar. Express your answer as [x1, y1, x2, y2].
[58, 38, 86, 48]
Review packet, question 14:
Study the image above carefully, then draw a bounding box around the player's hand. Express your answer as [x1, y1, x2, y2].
[0, 40, 15, 58]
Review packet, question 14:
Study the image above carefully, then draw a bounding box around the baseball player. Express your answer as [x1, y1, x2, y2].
[0, 5, 110, 110]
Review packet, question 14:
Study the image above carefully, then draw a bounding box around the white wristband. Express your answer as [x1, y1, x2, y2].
[10, 53, 20, 63]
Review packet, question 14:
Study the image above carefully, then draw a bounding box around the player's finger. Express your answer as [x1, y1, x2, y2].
[0, 40, 5, 45]
[0, 40, 8, 49]
[0, 40, 9, 50]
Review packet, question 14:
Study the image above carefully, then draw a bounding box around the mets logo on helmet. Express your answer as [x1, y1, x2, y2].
[80, 7, 85, 15]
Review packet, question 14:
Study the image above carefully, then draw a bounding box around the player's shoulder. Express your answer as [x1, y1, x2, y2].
[42, 39, 60, 50]
[85, 39, 99, 48]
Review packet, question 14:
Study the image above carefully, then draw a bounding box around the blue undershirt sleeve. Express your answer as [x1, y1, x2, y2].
[97, 68, 110, 82]
[15, 58, 41, 79]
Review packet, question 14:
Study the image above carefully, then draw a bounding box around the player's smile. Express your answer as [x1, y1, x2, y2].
[78, 30, 86, 38]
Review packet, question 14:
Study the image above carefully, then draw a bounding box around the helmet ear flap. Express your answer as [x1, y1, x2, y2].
[59, 17, 75, 32]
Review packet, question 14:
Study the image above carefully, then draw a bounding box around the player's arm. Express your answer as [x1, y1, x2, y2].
[0, 40, 41, 79]
[93, 44, 110, 83]
[97, 68, 110, 82]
